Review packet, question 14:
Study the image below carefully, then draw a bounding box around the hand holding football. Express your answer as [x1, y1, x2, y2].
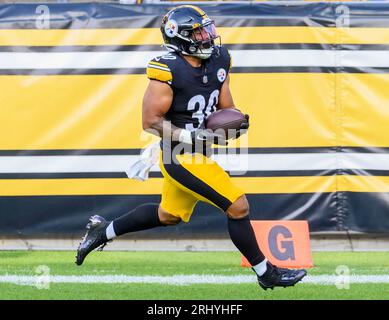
[205, 108, 249, 139]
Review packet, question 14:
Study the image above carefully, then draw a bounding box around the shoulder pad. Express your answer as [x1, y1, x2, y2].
[146, 56, 173, 85]
[227, 49, 232, 71]
[219, 46, 232, 71]
[215, 46, 232, 71]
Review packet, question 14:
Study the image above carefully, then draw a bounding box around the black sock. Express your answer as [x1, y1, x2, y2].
[112, 203, 163, 237]
[227, 215, 265, 266]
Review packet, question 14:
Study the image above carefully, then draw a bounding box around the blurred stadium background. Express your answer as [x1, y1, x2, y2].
[1, 0, 389, 300]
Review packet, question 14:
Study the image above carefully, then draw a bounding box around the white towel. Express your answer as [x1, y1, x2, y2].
[125, 141, 160, 181]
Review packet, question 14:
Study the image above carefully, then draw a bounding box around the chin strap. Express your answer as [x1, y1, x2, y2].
[163, 43, 212, 59]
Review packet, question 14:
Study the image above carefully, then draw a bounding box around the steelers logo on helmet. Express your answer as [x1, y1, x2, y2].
[164, 19, 178, 38]
[217, 68, 227, 82]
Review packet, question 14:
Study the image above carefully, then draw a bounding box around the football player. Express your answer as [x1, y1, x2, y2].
[76, 5, 306, 290]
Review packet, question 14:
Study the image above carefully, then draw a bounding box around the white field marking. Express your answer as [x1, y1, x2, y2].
[2, 153, 389, 173]
[2, 274, 389, 287]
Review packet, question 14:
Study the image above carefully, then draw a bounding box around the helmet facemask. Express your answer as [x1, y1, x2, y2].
[178, 20, 220, 59]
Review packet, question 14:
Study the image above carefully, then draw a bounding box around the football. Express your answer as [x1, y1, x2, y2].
[205, 108, 247, 138]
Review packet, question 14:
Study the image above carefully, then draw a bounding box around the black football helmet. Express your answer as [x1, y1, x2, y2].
[160, 5, 221, 59]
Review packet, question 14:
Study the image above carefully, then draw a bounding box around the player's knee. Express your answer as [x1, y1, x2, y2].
[226, 195, 249, 219]
[158, 206, 182, 225]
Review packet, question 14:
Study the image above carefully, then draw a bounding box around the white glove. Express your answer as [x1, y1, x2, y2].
[125, 141, 160, 181]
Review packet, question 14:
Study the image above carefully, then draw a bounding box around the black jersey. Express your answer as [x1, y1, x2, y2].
[146, 46, 232, 131]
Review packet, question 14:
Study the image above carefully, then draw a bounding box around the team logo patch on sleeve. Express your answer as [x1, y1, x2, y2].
[164, 19, 178, 38]
[217, 68, 227, 82]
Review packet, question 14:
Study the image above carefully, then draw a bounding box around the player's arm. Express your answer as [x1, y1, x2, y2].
[217, 49, 238, 110]
[217, 75, 236, 110]
[142, 80, 182, 141]
[217, 75, 249, 136]
[142, 80, 226, 145]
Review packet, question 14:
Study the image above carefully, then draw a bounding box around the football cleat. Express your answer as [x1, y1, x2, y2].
[254, 261, 307, 290]
[75, 215, 110, 266]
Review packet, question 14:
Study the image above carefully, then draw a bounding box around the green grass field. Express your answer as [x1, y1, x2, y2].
[1, 250, 389, 300]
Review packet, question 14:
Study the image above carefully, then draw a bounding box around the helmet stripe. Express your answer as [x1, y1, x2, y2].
[184, 5, 206, 17]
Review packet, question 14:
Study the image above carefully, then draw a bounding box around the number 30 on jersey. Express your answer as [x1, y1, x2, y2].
[185, 89, 219, 130]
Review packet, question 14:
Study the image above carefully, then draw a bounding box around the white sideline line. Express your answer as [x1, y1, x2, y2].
[2, 274, 389, 286]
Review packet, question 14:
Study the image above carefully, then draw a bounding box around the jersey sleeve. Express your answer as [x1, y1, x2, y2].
[217, 46, 232, 76]
[146, 58, 173, 85]
[227, 49, 232, 72]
